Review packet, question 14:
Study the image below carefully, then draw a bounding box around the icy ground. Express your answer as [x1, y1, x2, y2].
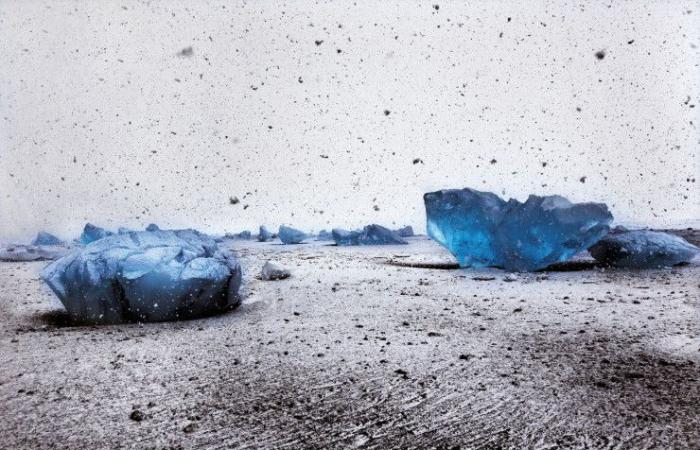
[0, 236, 698, 449]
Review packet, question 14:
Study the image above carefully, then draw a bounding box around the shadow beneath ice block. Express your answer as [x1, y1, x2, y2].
[385, 255, 603, 272]
[33, 309, 89, 328]
[385, 259, 461, 270]
[31, 303, 244, 328]
[540, 260, 602, 272]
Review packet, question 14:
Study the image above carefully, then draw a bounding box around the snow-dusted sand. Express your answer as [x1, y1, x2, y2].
[0, 237, 698, 449]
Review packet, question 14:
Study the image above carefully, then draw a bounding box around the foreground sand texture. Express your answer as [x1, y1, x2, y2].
[0, 237, 698, 449]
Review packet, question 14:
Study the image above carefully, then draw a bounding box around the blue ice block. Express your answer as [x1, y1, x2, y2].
[258, 226, 272, 242]
[79, 223, 113, 244]
[424, 188, 613, 271]
[278, 225, 308, 244]
[589, 229, 699, 268]
[332, 224, 408, 246]
[32, 232, 64, 246]
[316, 229, 333, 241]
[395, 226, 414, 237]
[41, 229, 242, 324]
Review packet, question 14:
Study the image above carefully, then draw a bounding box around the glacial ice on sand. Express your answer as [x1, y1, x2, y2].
[424, 188, 613, 271]
[261, 261, 291, 280]
[0, 244, 69, 261]
[589, 229, 699, 268]
[226, 231, 252, 240]
[79, 223, 113, 244]
[41, 229, 242, 324]
[332, 224, 408, 246]
[32, 232, 64, 246]
[395, 226, 414, 237]
[258, 226, 272, 242]
[316, 230, 332, 241]
[278, 226, 308, 244]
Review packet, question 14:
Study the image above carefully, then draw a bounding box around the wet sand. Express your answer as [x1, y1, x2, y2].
[0, 237, 698, 449]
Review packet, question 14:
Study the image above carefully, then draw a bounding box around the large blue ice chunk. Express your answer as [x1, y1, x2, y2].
[41, 229, 242, 324]
[589, 229, 699, 268]
[79, 223, 113, 244]
[258, 226, 272, 242]
[332, 224, 408, 246]
[278, 226, 308, 244]
[32, 232, 64, 246]
[424, 188, 613, 271]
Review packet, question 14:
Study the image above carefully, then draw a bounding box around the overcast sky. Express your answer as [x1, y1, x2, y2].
[1, 1, 698, 241]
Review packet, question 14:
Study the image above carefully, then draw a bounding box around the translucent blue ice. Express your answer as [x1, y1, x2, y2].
[41, 229, 242, 324]
[227, 231, 252, 240]
[0, 244, 69, 261]
[332, 224, 408, 246]
[316, 229, 332, 241]
[145, 223, 160, 232]
[395, 226, 414, 237]
[32, 232, 64, 246]
[278, 226, 308, 244]
[79, 223, 113, 244]
[589, 229, 699, 268]
[258, 226, 272, 242]
[424, 188, 613, 271]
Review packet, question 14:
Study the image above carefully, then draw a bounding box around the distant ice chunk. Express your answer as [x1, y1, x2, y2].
[395, 226, 414, 237]
[41, 229, 242, 324]
[79, 223, 113, 244]
[145, 223, 160, 232]
[332, 224, 408, 246]
[258, 226, 272, 242]
[424, 188, 613, 271]
[0, 244, 70, 261]
[32, 232, 64, 246]
[226, 231, 252, 240]
[331, 228, 355, 245]
[118, 227, 135, 234]
[316, 229, 332, 241]
[278, 226, 308, 244]
[589, 229, 699, 268]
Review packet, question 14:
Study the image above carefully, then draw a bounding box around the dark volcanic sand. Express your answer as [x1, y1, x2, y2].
[0, 237, 698, 449]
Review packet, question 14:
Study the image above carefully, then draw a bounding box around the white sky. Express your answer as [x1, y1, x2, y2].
[1, 0, 698, 241]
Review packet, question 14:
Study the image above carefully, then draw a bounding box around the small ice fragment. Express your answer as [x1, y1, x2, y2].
[589, 229, 699, 268]
[278, 225, 308, 244]
[261, 261, 291, 280]
[145, 223, 160, 232]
